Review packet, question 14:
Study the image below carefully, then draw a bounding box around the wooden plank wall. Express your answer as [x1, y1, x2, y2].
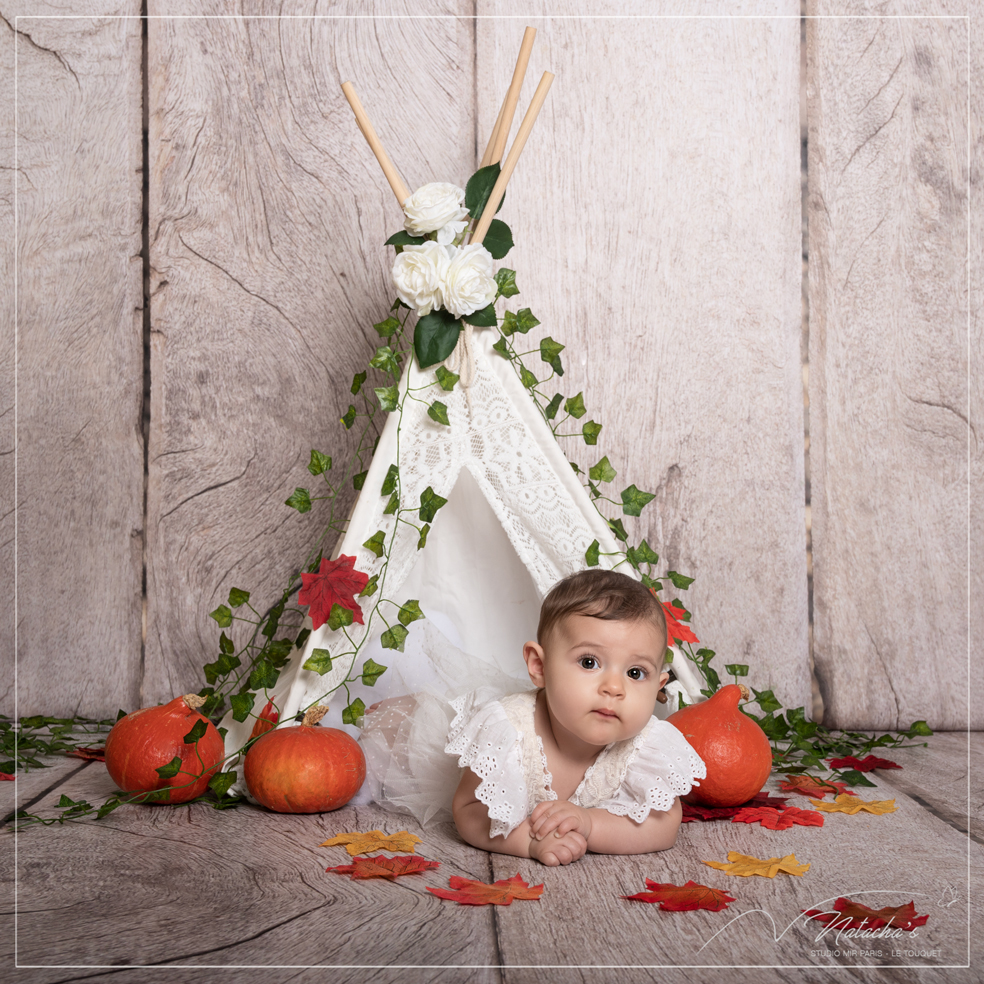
[808, 0, 976, 728]
[1, 1, 144, 717]
[5, 2, 977, 730]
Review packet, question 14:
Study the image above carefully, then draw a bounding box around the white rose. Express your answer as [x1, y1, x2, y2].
[403, 182, 469, 245]
[442, 244, 497, 318]
[392, 240, 450, 317]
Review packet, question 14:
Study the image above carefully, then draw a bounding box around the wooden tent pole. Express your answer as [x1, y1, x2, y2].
[472, 71, 555, 247]
[480, 99, 506, 170]
[340, 81, 410, 205]
[488, 26, 537, 167]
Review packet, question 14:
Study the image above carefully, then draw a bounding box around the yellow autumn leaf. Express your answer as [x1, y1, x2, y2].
[809, 794, 896, 816]
[320, 829, 424, 857]
[702, 851, 810, 878]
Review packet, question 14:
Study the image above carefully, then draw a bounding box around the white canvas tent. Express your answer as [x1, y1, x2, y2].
[219, 324, 707, 786]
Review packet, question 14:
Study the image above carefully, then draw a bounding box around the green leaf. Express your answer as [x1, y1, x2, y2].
[353, 470, 368, 491]
[565, 392, 587, 419]
[621, 484, 656, 517]
[308, 450, 332, 477]
[327, 603, 355, 632]
[383, 491, 399, 515]
[463, 302, 498, 327]
[208, 771, 238, 797]
[342, 698, 366, 726]
[482, 218, 513, 259]
[384, 230, 426, 251]
[544, 393, 563, 420]
[374, 385, 400, 412]
[360, 573, 379, 597]
[303, 648, 333, 675]
[209, 604, 233, 628]
[380, 624, 410, 652]
[492, 336, 510, 358]
[392, 297, 410, 311]
[227, 587, 251, 608]
[249, 660, 280, 691]
[902, 720, 934, 738]
[183, 720, 208, 744]
[419, 486, 448, 523]
[539, 336, 565, 377]
[725, 663, 749, 678]
[464, 163, 503, 219]
[96, 798, 125, 819]
[381, 463, 399, 495]
[582, 420, 603, 445]
[265, 638, 294, 664]
[361, 658, 387, 687]
[294, 628, 310, 650]
[836, 769, 878, 788]
[751, 687, 783, 714]
[415, 309, 462, 369]
[589, 456, 616, 483]
[427, 401, 450, 425]
[155, 756, 182, 779]
[633, 539, 660, 566]
[585, 540, 600, 566]
[373, 316, 401, 337]
[350, 371, 367, 395]
[370, 345, 401, 375]
[285, 487, 312, 513]
[363, 530, 386, 558]
[417, 524, 431, 549]
[398, 599, 425, 625]
[116, 709, 127, 721]
[608, 517, 628, 542]
[341, 405, 357, 429]
[219, 631, 235, 655]
[495, 268, 519, 297]
[519, 366, 538, 389]
[500, 310, 518, 336]
[515, 308, 540, 334]
[667, 570, 695, 590]
[435, 366, 459, 391]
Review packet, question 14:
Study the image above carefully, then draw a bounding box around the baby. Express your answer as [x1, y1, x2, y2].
[445, 569, 706, 865]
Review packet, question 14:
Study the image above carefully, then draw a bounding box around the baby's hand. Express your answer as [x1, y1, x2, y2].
[529, 801, 592, 842]
[529, 828, 587, 866]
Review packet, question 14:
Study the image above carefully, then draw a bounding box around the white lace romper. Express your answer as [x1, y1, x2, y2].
[444, 690, 707, 838]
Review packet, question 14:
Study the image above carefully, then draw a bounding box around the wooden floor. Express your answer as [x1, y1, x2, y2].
[2, 733, 981, 984]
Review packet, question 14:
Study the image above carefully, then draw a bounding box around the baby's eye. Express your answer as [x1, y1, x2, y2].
[627, 667, 647, 681]
[578, 656, 597, 670]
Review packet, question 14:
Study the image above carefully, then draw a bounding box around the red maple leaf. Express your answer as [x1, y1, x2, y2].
[681, 791, 788, 822]
[662, 601, 699, 645]
[779, 774, 848, 799]
[328, 855, 439, 880]
[297, 555, 369, 631]
[732, 806, 824, 829]
[65, 746, 106, 761]
[427, 873, 543, 906]
[804, 897, 928, 932]
[829, 754, 901, 772]
[249, 700, 280, 740]
[0, 772, 13, 781]
[623, 879, 736, 912]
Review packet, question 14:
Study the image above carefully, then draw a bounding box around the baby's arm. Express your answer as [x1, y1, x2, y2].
[452, 768, 587, 865]
[530, 797, 682, 854]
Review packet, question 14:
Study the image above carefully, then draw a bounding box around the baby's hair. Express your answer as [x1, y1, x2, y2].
[537, 569, 668, 651]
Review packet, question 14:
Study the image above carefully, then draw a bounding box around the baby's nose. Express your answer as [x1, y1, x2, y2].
[600, 673, 624, 696]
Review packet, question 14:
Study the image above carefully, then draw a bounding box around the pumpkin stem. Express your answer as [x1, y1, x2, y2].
[302, 705, 329, 727]
[182, 693, 207, 710]
[737, 684, 750, 701]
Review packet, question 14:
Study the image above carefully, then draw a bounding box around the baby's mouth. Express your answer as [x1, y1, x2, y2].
[593, 708, 618, 719]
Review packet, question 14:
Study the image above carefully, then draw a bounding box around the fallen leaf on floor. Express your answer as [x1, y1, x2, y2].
[780, 775, 848, 799]
[321, 829, 424, 856]
[804, 897, 928, 931]
[809, 794, 896, 815]
[732, 806, 823, 829]
[703, 851, 810, 878]
[0, 772, 13, 781]
[681, 791, 789, 822]
[427, 873, 543, 906]
[622, 879, 736, 911]
[328, 855, 440, 880]
[65, 747, 106, 761]
[828, 754, 901, 771]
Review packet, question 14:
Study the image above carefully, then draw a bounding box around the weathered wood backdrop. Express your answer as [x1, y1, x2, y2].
[1, 0, 978, 729]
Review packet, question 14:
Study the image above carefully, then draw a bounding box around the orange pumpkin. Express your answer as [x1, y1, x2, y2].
[668, 684, 773, 807]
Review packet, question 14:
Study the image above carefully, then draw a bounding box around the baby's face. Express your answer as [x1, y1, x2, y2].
[533, 615, 668, 749]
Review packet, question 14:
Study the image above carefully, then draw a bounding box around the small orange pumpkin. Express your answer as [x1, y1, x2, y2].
[668, 684, 773, 807]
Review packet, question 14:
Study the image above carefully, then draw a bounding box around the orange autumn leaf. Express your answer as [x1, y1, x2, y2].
[65, 746, 106, 761]
[298, 554, 369, 631]
[662, 600, 699, 645]
[0, 772, 13, 781]
[780, 774, 848, 799]
[427, 873, 543, 906]
[732, 806, 824, 830]
[249, 700, 279, 740]
[622, 879, 736, 911]
[828, 754, 901, 771]
[682, 791, 789, 823]
[320, 829, 423, 856]
[328, 855, 439, 880]
[804, 897, 928, 932]
[703, 851, 810, 878]
[809, 794, 896, 816]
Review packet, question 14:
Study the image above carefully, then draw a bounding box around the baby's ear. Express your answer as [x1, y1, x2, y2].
[658, 670, 670, 691]
[523, 641, 546, 687]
